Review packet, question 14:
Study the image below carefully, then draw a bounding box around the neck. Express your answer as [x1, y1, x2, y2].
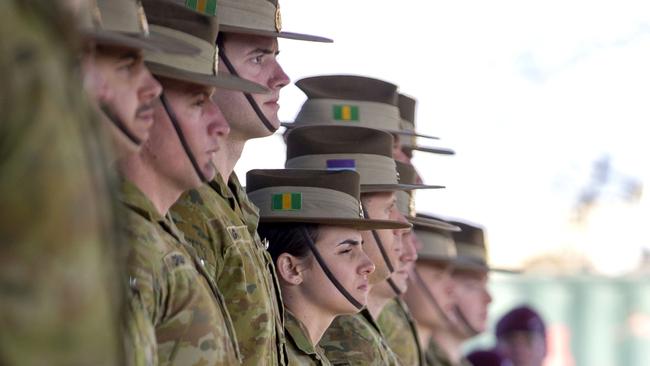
[214, 132, 247, 181]
[416, 323, 433, 349]
[118, 152, 182, 216]
[283, 289, 335, 345]
[366, 290, 392, 319]
[431, 329, 465, 365]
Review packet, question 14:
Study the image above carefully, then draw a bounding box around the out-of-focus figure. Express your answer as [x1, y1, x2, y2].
[467, 349, 513, 366]
[495, 305, 547, 366]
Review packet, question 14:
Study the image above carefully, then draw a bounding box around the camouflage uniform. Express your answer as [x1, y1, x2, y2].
[171, 172, 287, 365]
[424, 339, 471, 366]
[284, 310, 331, 366]
[319, 309, 400, 366]
[377, 298, 423, 366]
[0, 1, 124, 364]
[120, 180, 240, 365]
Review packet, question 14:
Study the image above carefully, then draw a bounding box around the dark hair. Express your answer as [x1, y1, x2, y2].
[257, 223, 320, 263]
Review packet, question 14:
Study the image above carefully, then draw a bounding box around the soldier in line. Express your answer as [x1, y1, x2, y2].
[426, 221, 494, 366]
[0, 0, 123, 363]
[282, 125, 409, 365]
[117, 1, 266, 364]
[251, 169, 410, 365]
[400, 213, 459, 366]
[169, 1, 331, 364]
[376, 163, 460, 366]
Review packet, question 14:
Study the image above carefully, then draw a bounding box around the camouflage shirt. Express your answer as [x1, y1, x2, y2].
[319, 309, 401, 366]
[0, 1, 123, 364]
[171, 173, 287, 365]
[424, 339, 471, 366]
[120, 180, 240, 366]
[285, 310, 331, 366]
[377, 298, 423, 366]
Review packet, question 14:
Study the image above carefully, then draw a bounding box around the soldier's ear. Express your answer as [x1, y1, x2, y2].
[276, 253, 304, 285]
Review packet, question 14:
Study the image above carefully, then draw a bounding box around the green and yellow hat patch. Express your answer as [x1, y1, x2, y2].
[271, 192, 302, 211]
[185, 0, 217, 16]
[333, 105, 359, 121]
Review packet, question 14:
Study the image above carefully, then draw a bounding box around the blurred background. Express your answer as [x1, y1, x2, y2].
[234, 1, 650, 364]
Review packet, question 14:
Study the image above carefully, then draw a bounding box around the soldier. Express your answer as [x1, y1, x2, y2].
[79, 1, 201, 364]
[0, 0, 122, 364]
[118, 1, 266, 364]
[169, 1, 331, 364]
[426, 220, 494, 366]
[250, 169, 409, 365]
[401, 212, 460, 366]
[377, 163, 460, 366]
[495, 305, 547, 366]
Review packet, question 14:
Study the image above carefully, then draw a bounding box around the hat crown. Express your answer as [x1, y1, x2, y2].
[449, 220, 488, 267]
[143, 0, 217, 43]
[496, 305, 546, 337]
[296, 75, 398, 104]
[218, 0, 282, 33]
[398, 94, 416, 123]
[247, 169, 360, 199]
[94, 0, 149, 36]
[286, 125, 393, 159]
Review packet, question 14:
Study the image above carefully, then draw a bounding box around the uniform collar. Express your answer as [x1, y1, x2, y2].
[118, 179, 165, 222]
[285, 310, 320, 357]
[209, 173, 234, 199]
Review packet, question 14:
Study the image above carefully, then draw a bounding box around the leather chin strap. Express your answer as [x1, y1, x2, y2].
[99, 102, 142, 146]
[452, 304, 481, 337]
[412, 268, 455, 329]
[159, 93, 209, 183]
[216, 37, 277, 134]
[299, 226, 363, 310]
[361, 203, 395, 274]
[413, 266, 480, 337]
[387, 277, 401, 295]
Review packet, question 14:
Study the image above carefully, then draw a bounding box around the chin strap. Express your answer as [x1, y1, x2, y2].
[361, 203, 396, 275]
[299, 226, 363, 310]
[387, 277, 401, 296]
[452, 304, 481, 337]
[216, 37, 277, 134]
[412, 268, 456, 329]
[159, 93, 209, 183]
[99, 102, 142, 146]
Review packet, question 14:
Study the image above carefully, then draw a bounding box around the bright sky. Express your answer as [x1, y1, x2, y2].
[235, 0, 650, 275]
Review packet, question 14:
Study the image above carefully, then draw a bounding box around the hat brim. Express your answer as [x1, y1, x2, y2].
[258, 216, 411, 230]
[85, 30, 200, 55]
[361, 183, 445, 193]
[418, 255, 457, 264]
[404, 145, 456, 155]
[452, 259, 521, 274]
[280, 122, 440, 140]
[146, 62, 268, 93]
[409, 216, 461, 232]
[220, 25, 332, 43]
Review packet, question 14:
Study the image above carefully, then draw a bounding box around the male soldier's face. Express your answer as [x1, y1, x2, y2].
[404, 260, 455, 330]
[390, 228, 418, 293]
[451, 269, 492, 334]
[498, 331, 547, 366]
[215, 33, 290, 139]
[93, 45, 162, 151]
[298, 226, 375, 315]
[143, 77, 228, 190]
[361, 192, 405, 285]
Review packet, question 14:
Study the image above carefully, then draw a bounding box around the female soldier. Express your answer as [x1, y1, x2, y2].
[248, 169, 411, 365]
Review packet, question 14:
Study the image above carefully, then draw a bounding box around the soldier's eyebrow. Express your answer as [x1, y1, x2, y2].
[338, 239, 361, 246]
[118, 50, 140, 61]
[249, 48, 280, 56]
